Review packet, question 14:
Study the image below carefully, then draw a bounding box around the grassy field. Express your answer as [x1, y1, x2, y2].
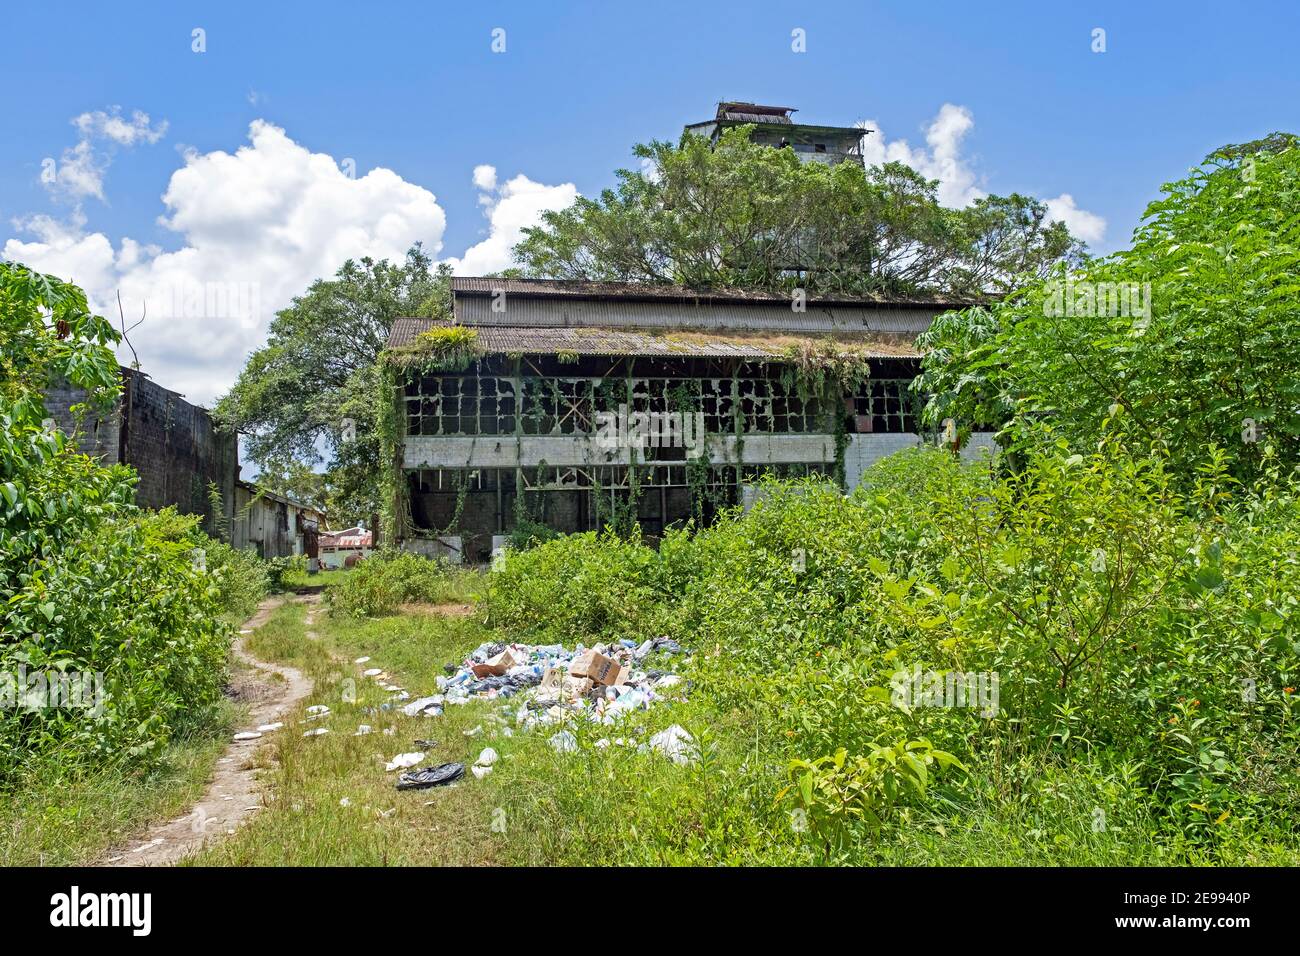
[0, 701, 237, 866]
[189, 599, 503, 866]
[9, 554, 1294, 867]
[187, 582, 1300, 867]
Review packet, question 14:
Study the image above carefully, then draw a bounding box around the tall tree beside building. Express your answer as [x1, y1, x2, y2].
[215, 245, 449, 523]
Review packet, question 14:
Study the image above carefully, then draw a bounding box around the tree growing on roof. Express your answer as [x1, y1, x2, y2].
[513, 126, 1085, 297]
[214, 244, 450, 523]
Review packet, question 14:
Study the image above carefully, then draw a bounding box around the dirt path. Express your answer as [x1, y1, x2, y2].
[101, 594, 317, 866]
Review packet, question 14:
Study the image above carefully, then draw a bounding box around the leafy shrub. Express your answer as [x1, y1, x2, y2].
[264, 554, 304, 592]
[489, 529, 675, 645]
[916, 137, 1300, 488]
[326, 549, 462, 617]
[489, 442, 1300, 854]
[206, 540, 273, 618]
[1, 262, 235, 782]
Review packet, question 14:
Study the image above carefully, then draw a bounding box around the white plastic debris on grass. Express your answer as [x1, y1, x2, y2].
[476, 747, 498, 767]
[402, 695, 444, 718]
[354, 656, 371, 664]
[303, 727, 330, 737]
[353, 725, 374, 736]
[363, 668, 383, 678]
[385, 752, 426, 772]
[306, 705, 330, 716]
[257, 722, 284, 732]
[649, 725, 698, 766]
[549, 730, 577, 753]
[232, 731, 262, 741]
[471, 765, 493, 779]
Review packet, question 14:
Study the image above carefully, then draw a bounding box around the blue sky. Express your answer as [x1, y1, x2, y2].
[1, 0, 1297, 403]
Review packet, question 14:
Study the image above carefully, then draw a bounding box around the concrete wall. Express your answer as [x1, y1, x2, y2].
[403, 433, 836, 470]
[46, 368, 237, 528]
[842, 432, 1000, 491]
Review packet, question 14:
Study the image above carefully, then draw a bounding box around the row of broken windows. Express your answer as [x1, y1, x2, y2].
[403, 374, 918, 437]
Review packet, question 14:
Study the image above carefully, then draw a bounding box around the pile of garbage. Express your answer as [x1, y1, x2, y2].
[389, 637, 688, 729]
[353, 637, 695, 790]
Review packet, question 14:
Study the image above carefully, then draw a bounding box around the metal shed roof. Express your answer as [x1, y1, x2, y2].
[447, 278, 965, 335]
[387, 318, 921, 360]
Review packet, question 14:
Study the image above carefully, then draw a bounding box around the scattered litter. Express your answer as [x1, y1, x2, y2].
[132, 838, 164, 852]
[256, 722, 284, 732]
[303, 727, 330, 737]
[649, 725, 698, 766]
[382, 727, 395, 735]
[476, 747, 498, 767]
[396, 762, 465, 790]
[363, 668, 383, 677]
[385, 752, 426, 772]
[306, 705, 330, 716]
[339, 797, 351, 807]
[402, 695, 444, 718]
[550, 730, 577, 753]
[463, 725, 483, 737]
[353, 725, 374, 736]
[378, 807, 397, 818]
[354, 656, 371, 664]
[414, 739, 437, 749]
[471, 765, 493, 779]
[232, 731, 262, 741]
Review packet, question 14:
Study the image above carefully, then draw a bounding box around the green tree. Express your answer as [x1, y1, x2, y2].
[513, 127, 1084, 297]
[2, 260, 231, 776]
[216, 245, 449, 524]
[915, 134, 1300, 485]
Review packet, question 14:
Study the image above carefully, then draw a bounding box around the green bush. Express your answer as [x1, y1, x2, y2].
[325, 549, 462, 617]
[488, 442, 1300, 856]
[1, 261, 236, 783]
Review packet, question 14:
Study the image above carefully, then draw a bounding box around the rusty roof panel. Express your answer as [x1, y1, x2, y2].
[387, 318, 921, 359]
[454, 294, 941, 334]
[448, 276, 970, 310]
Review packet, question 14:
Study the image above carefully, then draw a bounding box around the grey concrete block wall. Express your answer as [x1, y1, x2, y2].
[45, 368, 237, 529]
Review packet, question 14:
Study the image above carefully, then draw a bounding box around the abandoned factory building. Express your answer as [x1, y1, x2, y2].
[386, 278, 985, 563]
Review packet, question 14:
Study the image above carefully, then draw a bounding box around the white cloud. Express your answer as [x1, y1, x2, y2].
[42, 107, 168, 203]
[471, 164, 498, 192]
[7, 121, 448, 405]
[446, 168, 578, 276]
[858, 104, 1106, 243]
[1043, 193, 1107, 245]
[72, 108, 167, 147]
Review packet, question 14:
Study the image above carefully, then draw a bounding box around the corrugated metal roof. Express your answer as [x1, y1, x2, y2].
[455, 295, 941, 334]
[387, 318, 921, 359]
[449, 277, 967, 309]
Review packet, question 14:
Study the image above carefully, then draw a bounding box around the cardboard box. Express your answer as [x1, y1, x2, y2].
[539, 667, 593, 700]
[571, 650, 625, 686]
[472, 648, 521, 678]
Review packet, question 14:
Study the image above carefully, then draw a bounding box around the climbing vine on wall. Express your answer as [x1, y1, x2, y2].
[779, 342, 872, 488]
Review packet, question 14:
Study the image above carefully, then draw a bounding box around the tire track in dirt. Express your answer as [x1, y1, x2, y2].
[100, 594, 318, 866]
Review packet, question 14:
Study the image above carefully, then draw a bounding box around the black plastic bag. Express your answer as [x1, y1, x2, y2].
[396, 762, 465, 790]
